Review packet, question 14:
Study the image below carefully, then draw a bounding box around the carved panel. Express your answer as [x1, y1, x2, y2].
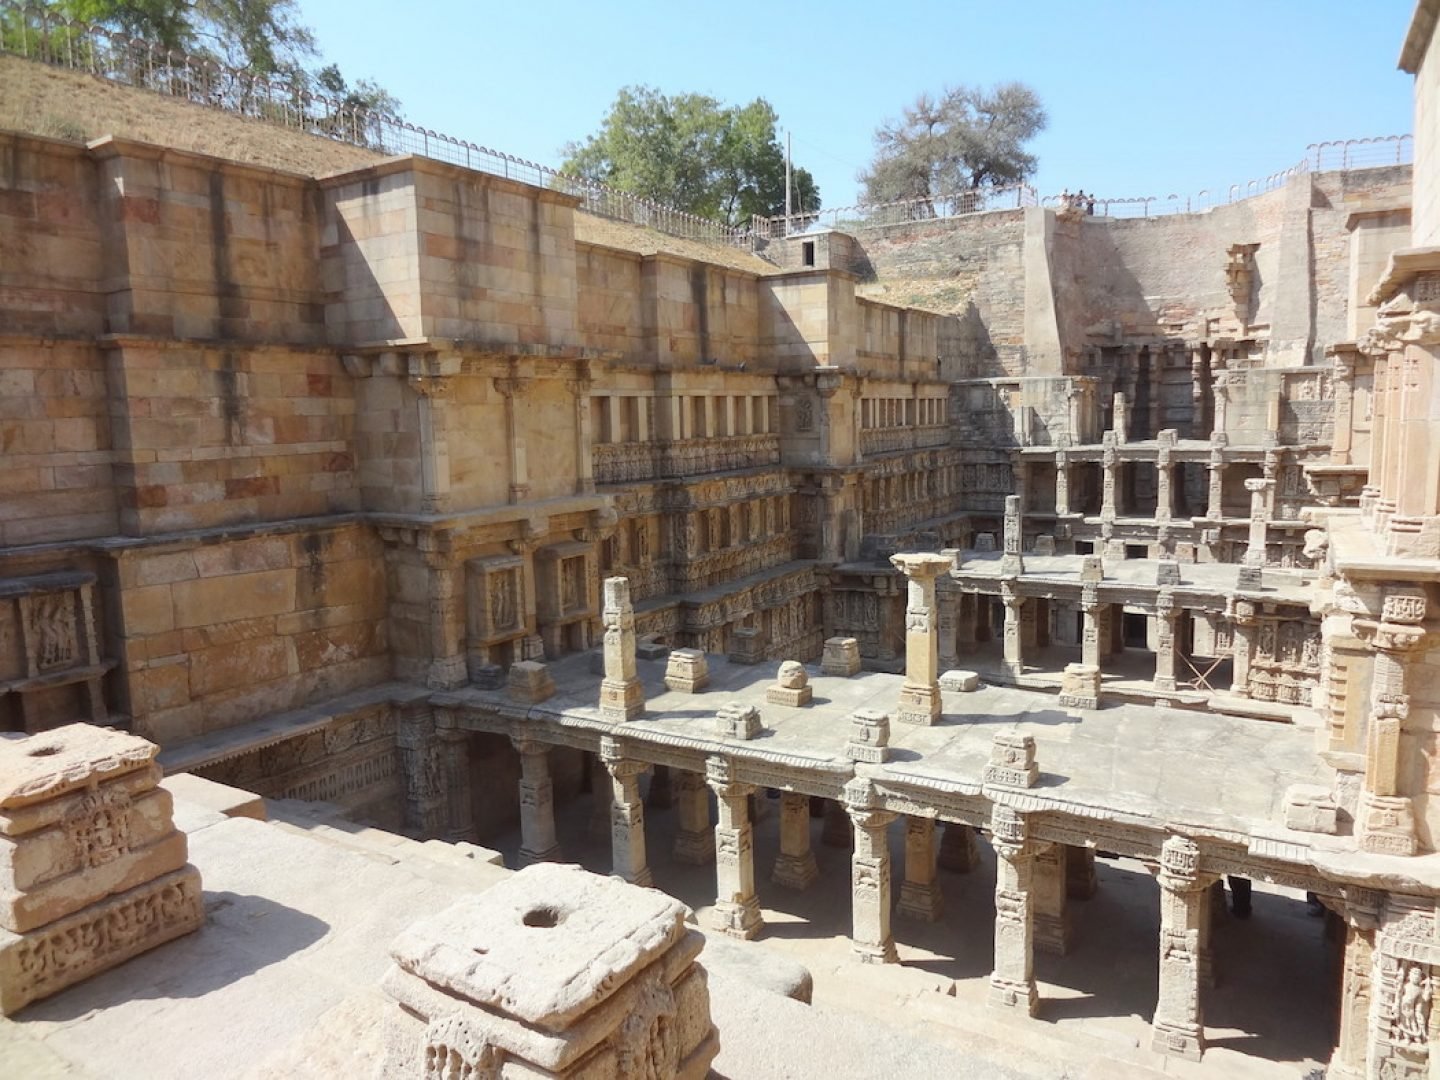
[465, 555, 525, 645]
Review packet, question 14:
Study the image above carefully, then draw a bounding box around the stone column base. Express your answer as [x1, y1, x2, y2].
[988, 975, 1038, 1015]
[897, 683, 941, 725]
[1151, 1018, 1203, 1061]
[897, 881, 944, 922]
[1357, 791, 1418, 856]
[853, 937, 899, 964]
[772, 852, 819, 891]
[599, 676, 645, 721]
[711, 896, 763, 940]
[518, 843, 563, 866]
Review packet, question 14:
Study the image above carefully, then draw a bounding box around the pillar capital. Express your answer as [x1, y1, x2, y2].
[889, 552, 953, 579]
[1156, 835, 1208, 892]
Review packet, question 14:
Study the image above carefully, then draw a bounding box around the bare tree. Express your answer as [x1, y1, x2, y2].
[860, 82, 1046, 213]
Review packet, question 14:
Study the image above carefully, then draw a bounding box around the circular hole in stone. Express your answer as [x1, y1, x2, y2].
[26, 745, 61, 757]
[522, 905, 562, 929]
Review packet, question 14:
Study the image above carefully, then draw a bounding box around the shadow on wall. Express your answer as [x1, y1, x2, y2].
[1055, 219, 1157, 358]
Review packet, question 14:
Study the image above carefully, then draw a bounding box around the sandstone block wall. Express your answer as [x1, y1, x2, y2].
[0, 339, 117, 546]
[113, 524, 388, 745]
[0, 134, 105, 336]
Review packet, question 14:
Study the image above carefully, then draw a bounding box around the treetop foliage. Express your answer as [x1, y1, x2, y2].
[50, 0, 397, 113]
[861, 82, 1047, 205]
[562, 85, 819, 228]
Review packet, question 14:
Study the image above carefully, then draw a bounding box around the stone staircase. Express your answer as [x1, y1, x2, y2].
[262, 797, 510, 892]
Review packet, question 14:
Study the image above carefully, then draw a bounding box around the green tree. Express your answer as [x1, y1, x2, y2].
[563, 85, 819, 227]
[860, 82, 1046, 207]
[48, 0, 395, 112]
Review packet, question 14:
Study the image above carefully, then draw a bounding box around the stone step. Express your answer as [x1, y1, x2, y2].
[262, 798, 508, 889]
[809, 961, 1178, 1080]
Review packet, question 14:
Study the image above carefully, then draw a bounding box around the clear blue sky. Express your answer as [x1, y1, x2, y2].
[299, 0, 1417, 211]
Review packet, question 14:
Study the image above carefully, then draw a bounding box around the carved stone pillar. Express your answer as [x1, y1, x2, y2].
[1206, 447, 1225, 520]
[936, 580, 959, 671]
[1328, 346, 1358, 465]
[1020, 596, 1039, 650]
[1001, 493, 1025, 576]
[513, 737, 561, 864]
[846, 780, 898, 963]
[432, 710, 475, 843]
[1064, 844, 1097, 900]
[1154, 590, 1179, 693]
[409, 370, 454, 514]
[1001, 583, 1024, 680]
[890, 553, 952, 724]
[773, 791, 819, 890]
[1081, 590, 1101, 669]
[822, 798, 852, 848]
[1230, 600, 1256, 697]
[1328, 890, 1380, 1080]
[897, 816, 943, 921]
[988, 804, 1037, 1014]
[956, 592, 978, 652]
[707, 757, 762, 939]
[1239, 478, 1273, 588]
[599, 577, 644, 722]
[1212, 369, 1230, 436]
[568, 370, 595, 494]
[1156, 448, 1173, 522]
[422, 541, 468, 691]
[493, 374, 530, 503]
[1055, 450, 1071, 516]
[1354, 593, 1426, 856]
[646, 762, 673, 809]
[1101, 433, 1118, 523]
[398, 702, 447, 838]
[673, 769, 714, 864]
[600, 736, 651, 887]
[1151, 836, 1209, 1061]
[939, 822, 980, 873]
[1032, 842, 1070, 955]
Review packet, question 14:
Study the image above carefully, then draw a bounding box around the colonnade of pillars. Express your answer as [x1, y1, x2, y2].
[513, 744, 1225, 1061]
[942, 586, 1187, 692]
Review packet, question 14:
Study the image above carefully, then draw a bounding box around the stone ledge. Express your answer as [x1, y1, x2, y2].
[157, 681, 423, 774]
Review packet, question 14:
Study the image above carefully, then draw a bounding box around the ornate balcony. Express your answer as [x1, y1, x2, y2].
[594, 435, 781, 485]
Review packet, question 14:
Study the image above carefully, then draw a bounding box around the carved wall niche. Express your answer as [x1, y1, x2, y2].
[465, 556, 526, 645]
[464, 555, 529, 676]
[1, 572, 110, 734]
[534, 541, 598, 656]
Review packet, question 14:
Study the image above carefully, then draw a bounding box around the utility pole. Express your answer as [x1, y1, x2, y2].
[785, 129, 792, 237]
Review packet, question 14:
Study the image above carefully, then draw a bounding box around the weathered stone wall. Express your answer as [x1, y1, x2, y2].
[850, 210, 1028, 377]
[107, 342, 358, 535]
[0, 339, 117, 546]
[1312, 167, 1412, 345]
[111, 524, 388, 744]
[321, 159, 581, 347]
[0, 134, 105, 336]
[93, 138, 326, 344]
[575, 243, 644, 358]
